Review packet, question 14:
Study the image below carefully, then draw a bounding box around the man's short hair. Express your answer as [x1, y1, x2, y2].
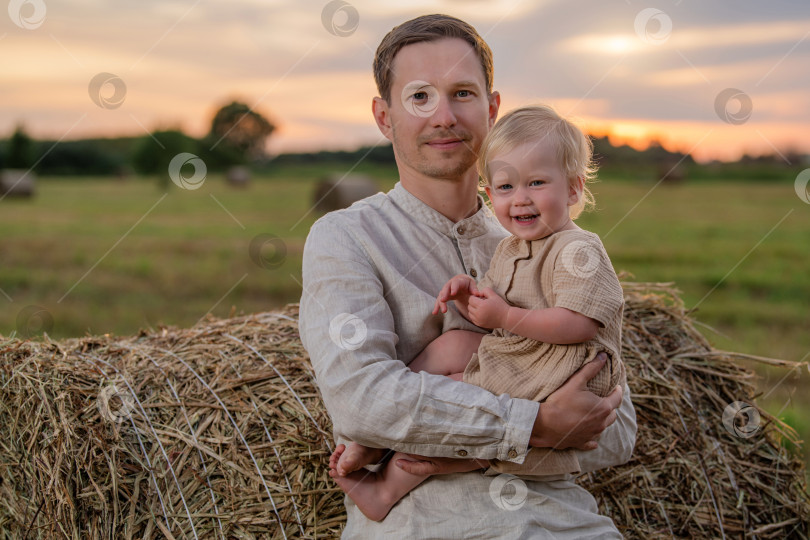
[373, 14, 494, 104]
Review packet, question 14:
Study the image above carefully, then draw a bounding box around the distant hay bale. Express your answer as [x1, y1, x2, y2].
[312, 174, 378, 213]
[225, 165, 251, 187]
[0, 169, 36, 198]
[657, 158, 686, 184]
[0, 283, 808, 539]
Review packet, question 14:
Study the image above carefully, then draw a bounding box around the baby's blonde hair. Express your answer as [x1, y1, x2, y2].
[478, 104, 596, 219]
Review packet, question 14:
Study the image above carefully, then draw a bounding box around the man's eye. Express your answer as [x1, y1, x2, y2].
[413, 92, 428, 101]
[457, 90, 471, 98]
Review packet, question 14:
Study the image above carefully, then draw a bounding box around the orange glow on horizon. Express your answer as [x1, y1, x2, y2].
[583, 119, 808, 163]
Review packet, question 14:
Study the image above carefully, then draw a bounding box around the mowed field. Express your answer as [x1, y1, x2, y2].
[2, 165, 809, 473]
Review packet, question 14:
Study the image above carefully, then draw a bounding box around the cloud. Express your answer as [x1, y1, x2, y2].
[563, 20, 810, 56]
[2, 0, 809, 160]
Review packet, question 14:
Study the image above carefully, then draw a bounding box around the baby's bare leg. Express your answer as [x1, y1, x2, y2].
[330, 443, 387, 477]
[409, 330, 483, 377]
[329, 451, 427, 521]
[329, 451, 483, 521]
[328, 331, 485, 520]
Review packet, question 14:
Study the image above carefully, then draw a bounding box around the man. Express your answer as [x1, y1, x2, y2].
[300, 14, 636, 538]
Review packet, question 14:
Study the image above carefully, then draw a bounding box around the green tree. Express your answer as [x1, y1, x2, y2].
[131, 130, 199, 188]
[204, 101, 275, 165]
[7, 124, 35, 169]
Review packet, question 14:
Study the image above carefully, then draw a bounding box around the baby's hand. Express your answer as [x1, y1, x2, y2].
[432, 275, 479, 315]
[467, 287, 509, 329]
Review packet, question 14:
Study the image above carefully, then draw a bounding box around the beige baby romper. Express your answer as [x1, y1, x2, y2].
[462, 228, 626, 477]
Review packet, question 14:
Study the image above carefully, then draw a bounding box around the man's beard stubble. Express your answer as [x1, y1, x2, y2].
[397, 127, 478, 181]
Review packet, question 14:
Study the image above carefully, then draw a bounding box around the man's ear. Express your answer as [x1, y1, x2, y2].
[487, 91, 501, 128]
[372, 97, 393, 141]
[568, 176, 584, 206]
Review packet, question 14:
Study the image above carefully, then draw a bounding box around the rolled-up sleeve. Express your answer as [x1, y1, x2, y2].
[575, 383, 637, 472]
[299, 215, 538, 463]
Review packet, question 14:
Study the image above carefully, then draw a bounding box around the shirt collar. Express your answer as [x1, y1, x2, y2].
[388, 182, 497, 239]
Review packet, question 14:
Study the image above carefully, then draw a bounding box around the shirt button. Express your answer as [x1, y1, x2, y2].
[457, 226, 465, 235]
[457, 449, 468, 457]
[469, 269, 477, 278]
[508, 449, 518, 459]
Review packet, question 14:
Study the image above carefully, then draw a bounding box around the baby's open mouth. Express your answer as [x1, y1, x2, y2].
[513, 215, 537, 222]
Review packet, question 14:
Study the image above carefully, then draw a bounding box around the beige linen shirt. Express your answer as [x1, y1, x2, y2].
[299, 183, 637, 539]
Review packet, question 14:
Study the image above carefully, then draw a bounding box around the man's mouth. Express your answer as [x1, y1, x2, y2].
[426, 138, 463, 150]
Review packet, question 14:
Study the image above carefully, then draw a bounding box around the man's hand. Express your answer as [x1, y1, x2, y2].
[530, 353, 623, 450]
[433, 274, 480, 319]
[394, 454, 490, 476]
[466, 287, 509, 329]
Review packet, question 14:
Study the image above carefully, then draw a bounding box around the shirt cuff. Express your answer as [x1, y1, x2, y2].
[500, 398, 539, 463]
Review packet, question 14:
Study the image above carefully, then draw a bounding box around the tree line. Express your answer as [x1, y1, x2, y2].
[0, 101, 275, 178]
[0, 100, 801, 182]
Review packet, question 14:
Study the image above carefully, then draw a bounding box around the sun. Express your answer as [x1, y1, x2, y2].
[605, 36, 635, 54]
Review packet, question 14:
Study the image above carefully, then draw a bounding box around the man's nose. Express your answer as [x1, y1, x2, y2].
[430, 97, 457, 128]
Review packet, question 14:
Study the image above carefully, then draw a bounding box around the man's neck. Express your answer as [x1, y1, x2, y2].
[400, 173, 481, 223]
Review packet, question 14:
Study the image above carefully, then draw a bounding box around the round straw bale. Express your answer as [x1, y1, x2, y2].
[0, 283, 807, 539]
[312, 174, 378, 213]
[0, 169, 36, 198]
[226, 165, 251, 187]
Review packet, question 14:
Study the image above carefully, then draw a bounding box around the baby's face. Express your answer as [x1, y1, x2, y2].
[484, 138, 580, 241]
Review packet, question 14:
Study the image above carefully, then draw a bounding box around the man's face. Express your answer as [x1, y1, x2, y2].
[374, 38, 499, 182]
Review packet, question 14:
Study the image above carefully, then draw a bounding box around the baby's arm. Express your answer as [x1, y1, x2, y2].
[467, 288, 599, 345]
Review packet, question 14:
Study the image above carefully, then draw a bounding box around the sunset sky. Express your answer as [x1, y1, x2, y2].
[2, 0, 809, 163]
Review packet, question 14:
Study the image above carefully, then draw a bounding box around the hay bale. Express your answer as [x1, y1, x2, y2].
[225, 166, 251, 188]
[0, 169, 36, 198]
[582, 282, 809, 538]
[657, 158, 686, 184]
[0, 308, 341, 539]
[312, 174, 378, 213]
[0, 284, 808, 539]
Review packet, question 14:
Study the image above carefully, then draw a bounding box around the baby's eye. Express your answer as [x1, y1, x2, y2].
[497, 183, 512, 191]
[530, 180, 545, 187]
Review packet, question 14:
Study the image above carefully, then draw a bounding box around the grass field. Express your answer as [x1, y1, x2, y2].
[1, 165, 809, 474]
